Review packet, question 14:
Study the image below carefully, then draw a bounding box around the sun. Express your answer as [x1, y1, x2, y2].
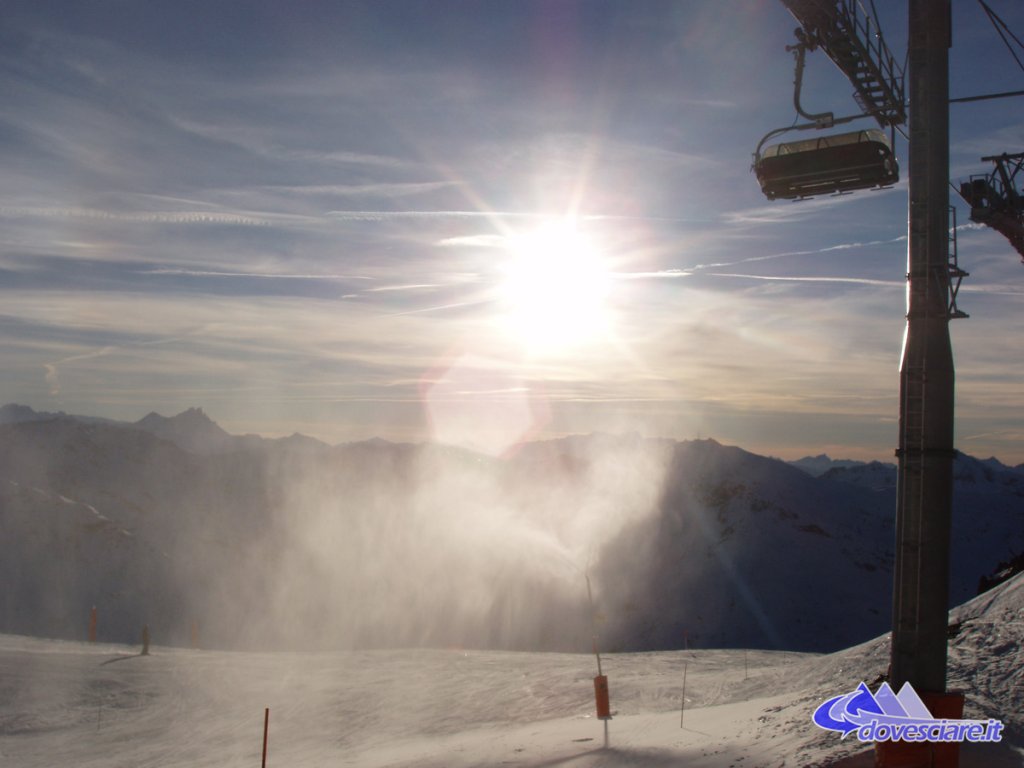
[496, 219, 613, 352]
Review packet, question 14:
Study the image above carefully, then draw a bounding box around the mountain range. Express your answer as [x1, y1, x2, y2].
[1, 404, 1021, 655]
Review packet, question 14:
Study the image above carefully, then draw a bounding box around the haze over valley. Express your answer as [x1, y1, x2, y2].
[3, 404, 1021, 657]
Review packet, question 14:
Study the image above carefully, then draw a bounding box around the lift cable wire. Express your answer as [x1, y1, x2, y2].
[884, 3, 1024, 112]
[950, 88, 1024, 104]
[891, 2, 1024, 117]
[952, 3, 1024, 264]
[867, 0, 880, 25]
[976, 0, 1024, 78]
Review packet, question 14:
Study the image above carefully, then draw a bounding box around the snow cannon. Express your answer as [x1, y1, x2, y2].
[593, 675, 611, 720]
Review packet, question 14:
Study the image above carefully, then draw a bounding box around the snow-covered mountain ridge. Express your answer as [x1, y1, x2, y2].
[1, 405, 1021, 656]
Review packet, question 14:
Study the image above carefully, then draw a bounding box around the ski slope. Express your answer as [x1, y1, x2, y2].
[2, 574, 1022, 767]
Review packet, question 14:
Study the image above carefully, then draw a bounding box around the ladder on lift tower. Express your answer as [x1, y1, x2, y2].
[779, 0, 906, 128]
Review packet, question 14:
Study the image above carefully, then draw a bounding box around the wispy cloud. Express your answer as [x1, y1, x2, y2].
[0, 205, 314, 228]
[960, 430, 1024, 444]
[168, 117, 420, 172]
[259, 181, 455, 198]
[142, 268, 375, 281]
[388, 299, 490, 317]
[365, 284, 442, 293]
[436, 234, 508, 248]
[296, 149, 420, 171]
[610, 235, 908, 281]
[706, 273, 904, 288]
[678, 98, 738, 109]
[44, 347, 115, 395]
[962, 283, 1024, 297]
[325, 210, 547, 222]
[612, 268, 691, 280]
[951, 121, 1024, 162]
[723, 187, 904, 226]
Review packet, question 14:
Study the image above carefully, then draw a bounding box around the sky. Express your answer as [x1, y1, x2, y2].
[1, 0, 1023, 462]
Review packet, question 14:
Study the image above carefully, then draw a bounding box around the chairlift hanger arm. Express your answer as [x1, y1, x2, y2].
[788, 39, 834, 128]
[779, 0, 906, 129]
[752, 31, 870, 161]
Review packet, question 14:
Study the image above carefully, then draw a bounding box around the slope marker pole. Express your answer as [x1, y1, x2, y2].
[680, 661, 688, 729]
[261, 707, 269, 768]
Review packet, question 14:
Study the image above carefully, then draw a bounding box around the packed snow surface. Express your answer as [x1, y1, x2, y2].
[2, 575, 1022, 768]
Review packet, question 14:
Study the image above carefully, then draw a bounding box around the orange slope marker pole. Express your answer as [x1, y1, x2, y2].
[585, 573, 611, 746]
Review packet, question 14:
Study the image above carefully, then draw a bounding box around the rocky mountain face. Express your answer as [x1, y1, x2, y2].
[1, 405, 1021, 654]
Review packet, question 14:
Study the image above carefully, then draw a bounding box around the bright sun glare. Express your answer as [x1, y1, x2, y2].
[497, 219, 613, 351]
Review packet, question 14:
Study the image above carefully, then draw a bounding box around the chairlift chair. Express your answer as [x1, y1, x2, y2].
[754, 128, 899, 201]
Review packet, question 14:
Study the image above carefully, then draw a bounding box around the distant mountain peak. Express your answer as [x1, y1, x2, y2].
[0, 404, 119, 427]
[133, 407, 231, 454]
[174, 406, 214, 425]
[0, 404, 49, 423]
[138, 406, 214, 425]
[790, 455, 867, 477]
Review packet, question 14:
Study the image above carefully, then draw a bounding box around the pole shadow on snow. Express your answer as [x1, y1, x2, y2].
[526, 747, 605, 767]
[99, 654, 146, 666]
[527, 745, 747, 767]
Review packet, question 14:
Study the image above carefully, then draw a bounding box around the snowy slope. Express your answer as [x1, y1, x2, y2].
[2, 573, 1022, 768]
[0, 479, 174, 642]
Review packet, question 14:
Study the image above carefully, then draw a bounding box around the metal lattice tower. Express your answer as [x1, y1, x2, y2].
[958, 152, 1024, 263]
[779, 0, 907, 128]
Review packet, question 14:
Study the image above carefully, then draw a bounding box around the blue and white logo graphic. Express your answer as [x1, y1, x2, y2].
[812, 682, 1004, 744]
